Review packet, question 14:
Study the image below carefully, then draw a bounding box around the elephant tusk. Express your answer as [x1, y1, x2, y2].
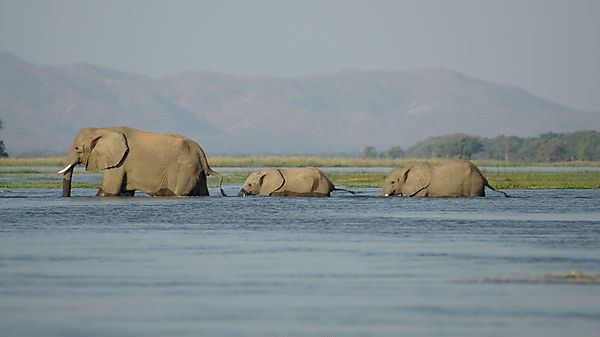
[57, 164, 74, 175]
[384, 193, 390, 197]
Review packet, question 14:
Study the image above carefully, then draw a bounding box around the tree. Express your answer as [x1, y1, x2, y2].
[487, 135, 523, 161]
[406, 136, 437, 158]
[536, 138, 568, 162]
[388, 130, 600, 162]
[432, 134, 483, 160]
[385, 146, 405, 158]
[571, 131, 600, 161]
[0, 119, 8, 158]
[363, 146, 377, 158]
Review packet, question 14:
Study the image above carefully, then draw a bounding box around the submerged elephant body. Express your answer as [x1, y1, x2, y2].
[381, 160, 508, 197]
[239, 167, 354, 197]
[59, 127, 223, 197]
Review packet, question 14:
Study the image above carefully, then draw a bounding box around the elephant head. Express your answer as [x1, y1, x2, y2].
[58, 128, 128, 197]
[238, 169, 285, 196]
[381, 163, 433, 197]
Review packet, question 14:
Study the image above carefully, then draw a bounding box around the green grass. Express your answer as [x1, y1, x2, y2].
[2, 158, 600, 189]
[216, 170, 600, 189]
[485, 171, 600, 189]
[0, 182, 99, 189]
[0, 169, 47, 174]
[328, 170, 600, 189]
[0, 169, 98, 176]
[325, 171, 386, 188]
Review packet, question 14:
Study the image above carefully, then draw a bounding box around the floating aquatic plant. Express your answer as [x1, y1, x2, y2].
[481, 270, 600, 284]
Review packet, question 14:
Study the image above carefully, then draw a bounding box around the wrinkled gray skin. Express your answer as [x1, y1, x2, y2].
[59, 127, 224, 197]
[381, 160, 509, 197]
[238, 167, 354, 197]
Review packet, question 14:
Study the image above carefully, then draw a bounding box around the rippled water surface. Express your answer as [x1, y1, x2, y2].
[1, 185, 600, 337]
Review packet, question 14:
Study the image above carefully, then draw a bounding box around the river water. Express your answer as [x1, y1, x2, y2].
[1, 176, 600, 336]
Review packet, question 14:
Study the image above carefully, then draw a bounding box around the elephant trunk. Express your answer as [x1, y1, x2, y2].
[380, 185, 393, 197]
[61, 164, 75, 197]
[238, 188, 248, 197]
[59, 152, 78, 197]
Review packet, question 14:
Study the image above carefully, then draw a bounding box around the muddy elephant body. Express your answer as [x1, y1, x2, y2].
[238, 167, 353, 197]
[59, 127, 223, 197]
[381, 160, 508, 197]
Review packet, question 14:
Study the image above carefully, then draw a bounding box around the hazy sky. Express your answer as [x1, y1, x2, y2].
[1, 0, 599, 112]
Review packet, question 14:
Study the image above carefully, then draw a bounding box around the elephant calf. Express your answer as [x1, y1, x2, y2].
[381, 160, 509, 197]
[238, 167, 354, 197]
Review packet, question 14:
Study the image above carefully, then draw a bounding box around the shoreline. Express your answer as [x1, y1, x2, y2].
[2, 169, 600, 190]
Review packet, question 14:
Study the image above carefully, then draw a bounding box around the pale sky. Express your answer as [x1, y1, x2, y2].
[1, 0, 599, 112]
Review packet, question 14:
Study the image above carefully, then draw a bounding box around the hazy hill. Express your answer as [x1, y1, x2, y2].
[1, 51, 598, 155]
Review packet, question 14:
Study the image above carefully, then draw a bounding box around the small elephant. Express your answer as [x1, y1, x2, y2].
[58, 127, 224, 197]
[381, 160, 509, 197]
[238, 167, 354, 197]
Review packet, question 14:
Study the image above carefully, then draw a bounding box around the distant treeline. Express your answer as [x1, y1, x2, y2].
[364, 131, 600, 162]
[0, 119, 8, 158]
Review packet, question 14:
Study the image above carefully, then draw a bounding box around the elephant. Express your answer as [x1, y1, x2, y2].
[381, 160, 509, 197]
[238, 167, 355, 197]
[58, 127, 224, 197]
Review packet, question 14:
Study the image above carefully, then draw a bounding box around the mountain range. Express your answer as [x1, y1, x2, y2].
[1, 51, 599, 156]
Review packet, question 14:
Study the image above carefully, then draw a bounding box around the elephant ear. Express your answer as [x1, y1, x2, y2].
[86, 130, 128, 171]
[259, 169, 285, 196]
[403, 163, 433, 196]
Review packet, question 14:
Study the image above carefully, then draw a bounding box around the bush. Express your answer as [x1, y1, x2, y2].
[0, 119, 8, 158]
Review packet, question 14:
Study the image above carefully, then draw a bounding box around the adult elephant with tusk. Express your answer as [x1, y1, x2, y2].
[238, 167, 355, 197]
[58, 127, 224, 197]
[381, 160, 509, 198]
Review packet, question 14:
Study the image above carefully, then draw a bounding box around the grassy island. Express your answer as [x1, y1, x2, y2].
[1, 157, 599, 190]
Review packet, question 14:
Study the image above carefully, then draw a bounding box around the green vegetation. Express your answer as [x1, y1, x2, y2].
[0, 182, 99, 189]
[0, 169, 49, 175]
[366, 130, 600, 163]
[3, 130, 599, 165]
[1, 170, 599, 189]
[405, 133, 484, 160]
[2, 157, 600, 190]
[0, 169, 98, 176]
[0, 119, 8, 158]
[325, 171, 386, 188]
[484, 171, 600, 190]
[326, 170, 600, 189]
[480, 270, 600, 284]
